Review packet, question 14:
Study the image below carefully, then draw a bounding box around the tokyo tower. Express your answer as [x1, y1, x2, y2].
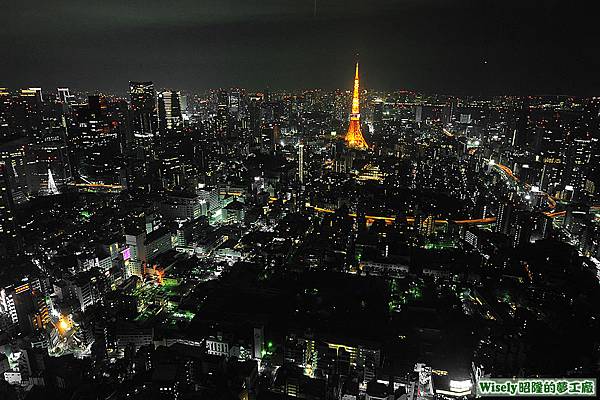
[344, 62, 368, 150]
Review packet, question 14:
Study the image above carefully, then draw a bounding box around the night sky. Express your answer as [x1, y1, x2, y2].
[4, 0, 599, 95]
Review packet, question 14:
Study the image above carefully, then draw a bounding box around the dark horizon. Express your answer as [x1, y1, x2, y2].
[4, 0, 600, 96]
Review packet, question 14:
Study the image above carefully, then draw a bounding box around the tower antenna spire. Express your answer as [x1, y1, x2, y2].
[344, 58, 368, 150]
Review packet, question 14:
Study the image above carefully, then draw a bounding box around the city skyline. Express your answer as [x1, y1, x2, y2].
[1, 58, 599, 400]
[1, 2, 599, 400]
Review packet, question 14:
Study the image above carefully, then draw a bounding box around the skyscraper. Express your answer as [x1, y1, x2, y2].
[248, 93, 263, 146]
[57, 87, 75, 113]
[129, 81, 156, 141]
[28, 87, 43, 102]
[128, 82, 157, 190]
[0, 162, 21, 255]
[57, 87, 70, 103]
[495, 202, 513, 235]
[0, 88, 12, 141]
[373, 99, 383, 128]
[29, 116, 73, 195]
[565, 136, 592, 199]
[228, 88, 241, 120]
[298, 142, 304, 184]
[216, 89, 230, 136]
[15, 88, 43, 141]
[344, 63, 368, 150]
[512, 98, 530, 149]
[157, 90, 182, 133]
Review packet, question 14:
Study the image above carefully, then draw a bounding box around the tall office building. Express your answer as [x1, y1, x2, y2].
[216, 89, 230, 136]
[105, 98, 131, 155]
[511, 211, 534, 248]
[88, 94, 106, 116]
[0, 162, 21, 255]
[157, 90, 182, 133]
[539, 126, 565, 192]
[127, 82, 157, 190]
[0, 140, 28, 203]
[272, 125, 280, 152]
[0, 281, 49, 334]
[495, 202, 513, 235]
[27, 88, 43, 103]
[14, 89, 43, 141]
[28, 116, 73, 194]
[564, 137, 592, 199]
[228, 88, 241, 120]
[57, 87, 75, 113]
[179, 93, 189, 121]
[129, 81, 156, 142]
[248, 94, 263, 146]
[373, 99, 383, 129]
[57, 88, 70, 103]
[0, 88, 13, 141]
[298, 142, 305, 184]
[415, 105, 423, 123]
[512, 98, 530, 149]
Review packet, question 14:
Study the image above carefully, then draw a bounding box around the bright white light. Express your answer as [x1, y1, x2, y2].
[488, 159, 495, 166]
[450, 379, 473, 391]
[525, 194, 531, 200]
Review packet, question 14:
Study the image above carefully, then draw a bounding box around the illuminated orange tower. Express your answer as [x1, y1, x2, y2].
[344, 62, 368, 149]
